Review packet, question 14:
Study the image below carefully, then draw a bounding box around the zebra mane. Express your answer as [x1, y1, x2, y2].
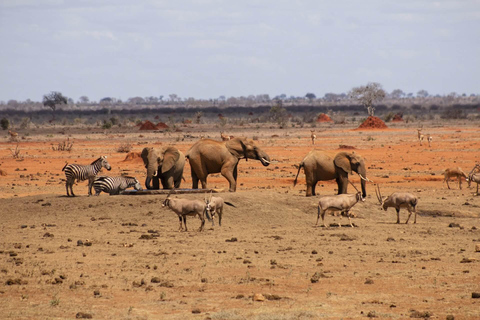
[91, 157, 103, 165]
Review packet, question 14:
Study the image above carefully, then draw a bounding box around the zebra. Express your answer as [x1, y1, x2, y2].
[62, 156, 111, 197]
[93, 175, 142, 195]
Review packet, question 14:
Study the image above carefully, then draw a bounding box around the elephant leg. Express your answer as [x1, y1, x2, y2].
[163, 176, 175, 189]
[191, 168, 199, 189]
[221, 167, 237, 192]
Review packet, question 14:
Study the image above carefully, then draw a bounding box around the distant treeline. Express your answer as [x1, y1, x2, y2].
[1, 103, 479, 118]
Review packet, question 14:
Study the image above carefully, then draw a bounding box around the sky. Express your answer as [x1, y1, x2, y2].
[1, 0, 479, 102]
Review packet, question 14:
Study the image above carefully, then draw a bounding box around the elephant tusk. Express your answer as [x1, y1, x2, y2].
[357, 173, 374, 183]
[153, 170, 158, 177]
[261, 158, 270, 164]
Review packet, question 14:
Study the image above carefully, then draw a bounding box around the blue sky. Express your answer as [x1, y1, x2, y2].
[1, 0, 479, 102]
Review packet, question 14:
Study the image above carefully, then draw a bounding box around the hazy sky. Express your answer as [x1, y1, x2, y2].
[1, 0, 479, 102]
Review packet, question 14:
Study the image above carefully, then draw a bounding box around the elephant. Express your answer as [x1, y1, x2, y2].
[185, 137, 271, 192]
[293, 150, 367, 198]
[141, 146, 185, 189]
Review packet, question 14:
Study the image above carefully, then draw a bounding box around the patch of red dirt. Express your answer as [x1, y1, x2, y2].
[156, 122, 169, 129]
[316, 113, 333, 122]
[139, 120, 158, 130]
[357, 116, 388, 129]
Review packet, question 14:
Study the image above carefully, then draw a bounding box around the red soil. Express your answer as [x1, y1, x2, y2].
[316, 113, 333, 122]
[357, 116, 388, 129]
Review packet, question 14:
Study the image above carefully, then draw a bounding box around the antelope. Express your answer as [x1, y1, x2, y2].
[426, 134, 432, 147]
[162, 193, 208, 232]
[204, 194, 236, 226]
[316, 192, 363, 227]
[443, 167, 468, 190]
[417, 129, 424, 144]
[8, 130, 18, 140]
[310, 130, 316, 145]
[375, 185, 418, 224]
[220, 131, 231, 141]
[467, 164, 480, 195]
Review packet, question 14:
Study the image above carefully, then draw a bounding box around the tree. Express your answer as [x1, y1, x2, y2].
[349, 82, 386, 117]
[78, 96, 89, 104]
[43, 91, 67, 120]
[417, 90, 429, 98]
[390, 89, 405, 99]
[306, 93, 316, 101]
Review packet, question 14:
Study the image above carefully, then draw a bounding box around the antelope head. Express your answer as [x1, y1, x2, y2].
[375, 184, 387, 210]
[348, 179, 365, 202]
[162, 190, 174, 207]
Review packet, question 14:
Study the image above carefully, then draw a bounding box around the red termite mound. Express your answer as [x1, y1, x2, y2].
[156, 122, 169, 129]
[122, 152, 142, 162]
[392, 113, 404, 122]
[316, 113, 333, 122]
[357, 116, 388, 129]
[139, 120, 158, 130]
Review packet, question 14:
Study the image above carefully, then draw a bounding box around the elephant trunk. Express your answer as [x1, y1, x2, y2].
[145, 176, 153, 190]
[359, 166, 367, 198]
[145, 164, 158, 190]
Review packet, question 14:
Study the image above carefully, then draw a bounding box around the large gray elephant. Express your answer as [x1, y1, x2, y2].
[185, 137, 271, 192]
[293, 150, 367, 197]
[141, 146, 185, 189]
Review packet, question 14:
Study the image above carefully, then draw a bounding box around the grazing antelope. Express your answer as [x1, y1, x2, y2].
[204, 194, 236, 226]
[467, 164, 480, 195]
[162, 193, 208, 232]
[443, 167, 468, 190]
[316, 192, 364, 227]
[220, 131, 231, 141]
[310, 130, 316, 145]
[375, 185, 418, 224]
[417, 129, 424, 143]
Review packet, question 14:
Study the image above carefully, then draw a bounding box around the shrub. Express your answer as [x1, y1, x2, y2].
[116, 143, 132, 153]
[102, 120, 112, 129]
[1, 118, 9, 130]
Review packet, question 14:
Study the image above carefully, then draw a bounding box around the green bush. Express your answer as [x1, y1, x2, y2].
[102, 120, 112, 129]
[1, 118, 9, 130]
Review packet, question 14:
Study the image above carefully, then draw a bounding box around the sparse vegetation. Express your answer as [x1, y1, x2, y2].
[116, 143, 132, 153]
[1, 118, 10, 130]
[52, 139, 74, 152]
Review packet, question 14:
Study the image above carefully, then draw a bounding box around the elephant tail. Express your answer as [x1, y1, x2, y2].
[293, 162, 304, 187]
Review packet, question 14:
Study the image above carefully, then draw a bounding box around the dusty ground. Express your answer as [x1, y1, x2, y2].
[1, 121, 480, 319]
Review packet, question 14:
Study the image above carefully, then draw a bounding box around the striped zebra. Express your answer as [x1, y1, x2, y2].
[93, 176, 142, 195]
[62, 156, 111, 197]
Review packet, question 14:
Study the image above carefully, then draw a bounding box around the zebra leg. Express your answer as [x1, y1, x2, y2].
[88, 178, 94, 196]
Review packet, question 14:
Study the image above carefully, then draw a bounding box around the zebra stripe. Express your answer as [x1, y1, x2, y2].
[62, 156, 111, 196]
[93, 176, 142, 195]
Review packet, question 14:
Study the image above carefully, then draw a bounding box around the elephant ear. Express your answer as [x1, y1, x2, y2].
[161, 147, 180, 174]
[334, 152, 352, 174]
[141, 147, 152, 167]
[226, 138, 247, 159]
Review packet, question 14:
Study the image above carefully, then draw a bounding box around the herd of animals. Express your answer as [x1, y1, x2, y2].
[60, 132, 480, 231]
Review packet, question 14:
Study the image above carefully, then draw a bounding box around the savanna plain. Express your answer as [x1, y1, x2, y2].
[1, 121, 479, 320]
